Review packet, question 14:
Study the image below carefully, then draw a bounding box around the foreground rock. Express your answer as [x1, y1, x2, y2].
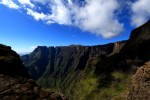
[0, 44, 29, 77]
[0, 44, 66, 100]
[128, 61, 150, 100]
[0, 74, 66, 100]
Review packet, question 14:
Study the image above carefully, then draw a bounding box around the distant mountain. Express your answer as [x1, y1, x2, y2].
[18, 52, 30, 56]
[21, 21, 150, 100]
[21, 42, 126, 80]
[0, 44, 66, 100]
[21, 42, 127, 99]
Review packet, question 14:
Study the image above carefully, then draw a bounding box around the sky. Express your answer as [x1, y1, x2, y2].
[0, 0, 150, 54]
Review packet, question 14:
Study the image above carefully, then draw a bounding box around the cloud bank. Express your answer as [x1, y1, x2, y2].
[131, 0, 150, 27]
[0, 0, 20, 9]
[0, 0, 150, 38]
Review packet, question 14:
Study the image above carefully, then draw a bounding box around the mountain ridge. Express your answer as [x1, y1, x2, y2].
[21, 21, 150, 99]
[21, 41, 126, 80]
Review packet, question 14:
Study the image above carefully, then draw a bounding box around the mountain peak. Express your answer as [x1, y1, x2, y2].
[129, 20, 150, 43]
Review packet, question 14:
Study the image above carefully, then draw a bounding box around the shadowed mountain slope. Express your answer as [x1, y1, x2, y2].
[114, 20, 150, 71]
[0, 44, 29, 78]
[21, 42, 126, 99]
[21, 21, 150, 100]
[21, 42, 125, 82]
[0, 44, 66, 100]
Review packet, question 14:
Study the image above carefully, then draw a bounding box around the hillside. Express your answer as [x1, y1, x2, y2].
[0, 44, 66, 100]
[21, 41, 128, 99]
[21, 21, 150, 100]
[0, 44, 29, 78]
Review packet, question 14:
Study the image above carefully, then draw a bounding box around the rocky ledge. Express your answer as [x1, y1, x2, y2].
[128, 61, 150, 100]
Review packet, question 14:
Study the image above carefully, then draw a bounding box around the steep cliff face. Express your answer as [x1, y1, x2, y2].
[111, 41, 126, 55]
[21, 43, 117, 81]
[21, 46, 49, 79]
[0, 44, 66, 100]
[21, 42, 126, 99]
[21, 21, 150, 99]
[115, 21, 150, 71]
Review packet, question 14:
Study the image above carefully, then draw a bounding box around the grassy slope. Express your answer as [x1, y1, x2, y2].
[36, 54, 132, 100]
[39, 66, 131, 100]
[65, 70, 131, 100]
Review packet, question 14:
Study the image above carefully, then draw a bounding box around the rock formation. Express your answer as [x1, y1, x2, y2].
[0, 44, 66, 100]
[0, 44, 29, 77]
[128, 61, 150, 100]
[115, 21, 150, 71]
[21, 42, 126, 84]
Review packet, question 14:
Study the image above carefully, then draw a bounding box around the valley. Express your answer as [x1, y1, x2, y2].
[21, 21, 150, 99]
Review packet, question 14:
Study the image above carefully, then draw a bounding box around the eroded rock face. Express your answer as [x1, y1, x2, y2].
[93, 21, 150, 75]
[110, 41, 126, 55]
[113, 21, 150, 72]
[128, 61, 150, 100]
[21, 42, 126, 87]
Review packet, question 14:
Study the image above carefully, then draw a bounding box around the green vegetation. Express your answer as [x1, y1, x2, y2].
[0, 55, 18, 63]
[27, 53, 132, 100]
[63, 70, 131, 100]
[40, 62, 131, 100]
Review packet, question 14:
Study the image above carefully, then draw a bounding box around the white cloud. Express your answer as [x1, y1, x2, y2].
[26, 8, 47, 21]
[0, 0, 20, 9]
[46, 0, 72, 25]
[30, 45, 37, 50]
[31, 0, 47, 4]
[1, 0, 124, 39]
[45, 0, 124, 38]
[23, 0, 123, 38]
[131, 0, 150, 27]
[18, 0, 34, 8]
[72, 0, 123, 38]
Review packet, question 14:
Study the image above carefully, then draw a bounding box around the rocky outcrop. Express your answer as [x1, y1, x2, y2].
[105, 40, 126, 57]
[111, 41, 126, 54]
[113, 21, 150, 72]
[0, 44, 29, 78]
[128, 61, 150, 100]
[0, 44, 66, 100]
[0, 74, 66, 100]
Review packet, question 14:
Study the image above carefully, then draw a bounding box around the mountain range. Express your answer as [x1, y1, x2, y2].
[21, 21, 150, 99]
[0, 21, 150, 100]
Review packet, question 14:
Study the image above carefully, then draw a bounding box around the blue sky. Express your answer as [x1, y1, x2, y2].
[0, 0, 150, 53]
